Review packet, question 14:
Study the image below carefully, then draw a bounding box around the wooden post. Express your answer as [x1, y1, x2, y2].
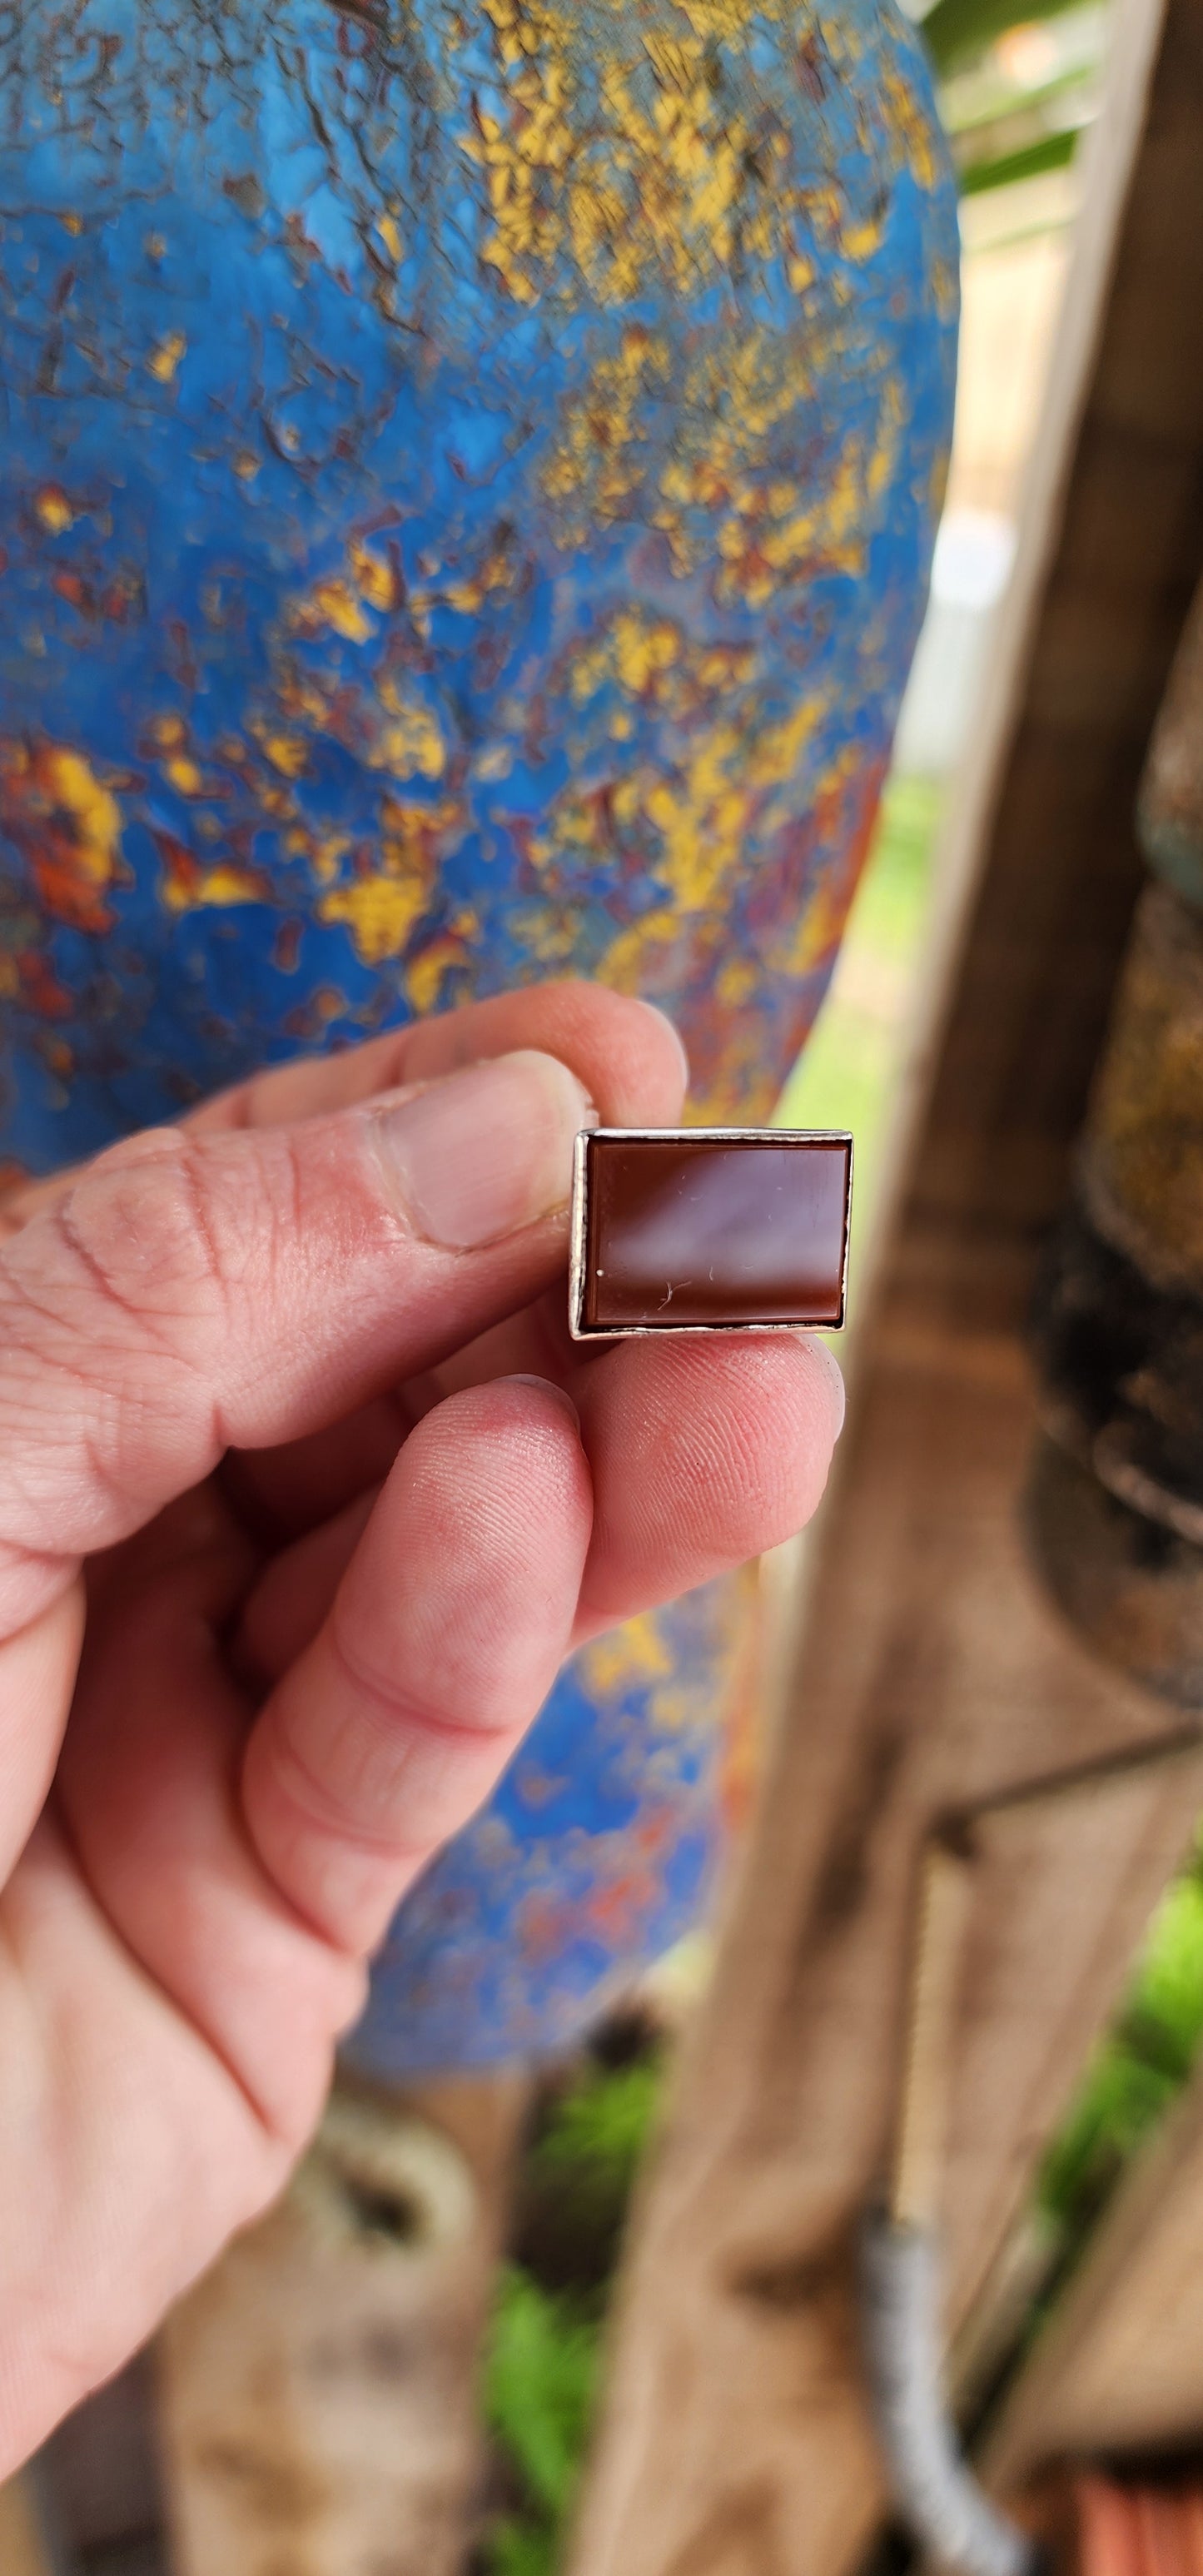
[985, 2053, 1203, 2492]
[158, 2071, 529, 2576]
[565, 4, 1203, 2571]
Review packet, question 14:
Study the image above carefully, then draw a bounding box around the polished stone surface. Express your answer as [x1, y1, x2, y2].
[578, 1131, 851, 1334]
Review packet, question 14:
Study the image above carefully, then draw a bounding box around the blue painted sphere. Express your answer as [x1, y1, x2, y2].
[0, 0, 957, 2066]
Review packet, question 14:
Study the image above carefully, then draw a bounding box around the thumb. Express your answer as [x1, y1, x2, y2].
[0, 1050, 591, 1636]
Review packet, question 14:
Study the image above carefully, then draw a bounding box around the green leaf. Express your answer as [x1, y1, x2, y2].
[957, 126, 1079, 195]
[534, 2060, 663, 2219]
[1039, 1841, 1203, 2247]
[486, 2516, 561, 2576]
[484, 2267, 600, 2522]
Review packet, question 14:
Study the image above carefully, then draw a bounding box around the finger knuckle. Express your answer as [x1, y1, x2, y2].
[57, 1130, 229, 1330]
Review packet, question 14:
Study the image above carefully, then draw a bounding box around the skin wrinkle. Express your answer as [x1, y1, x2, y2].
[0, 1350, 198, 1591]
[249, 1401, 589, 1925]
[260, 1673, 455, 1862]
[2, 1061, 607, 1575]
[0, 1186, 228, 1543]
[251, 1669, 519, 1951]
[271, 1127, 311, 1300]
[0, 1129, 395, 1558]
[57, 1149, 228, 1329]
[0, 1238, 195, 1401]
[328, 1572, 534, 1754]
[247, 1131, 410, 1430]
[0, 1355, 212, 1575]
[171, 1138, 236, 1316]
[53, 1193, 188, 1335]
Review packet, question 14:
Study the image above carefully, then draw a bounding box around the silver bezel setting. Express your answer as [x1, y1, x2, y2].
[567, 1126, 854, 1340]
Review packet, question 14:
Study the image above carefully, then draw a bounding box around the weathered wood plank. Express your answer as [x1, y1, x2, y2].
[158, 2072, 528, 2576]
[568, 1325, 1203, 2576]
[985, 2055, 1203, 2490]
[567, 3, 1203, 2569]
[0, 2477, 53, 2576]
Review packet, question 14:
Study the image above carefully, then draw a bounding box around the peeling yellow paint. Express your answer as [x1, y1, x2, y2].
[0, 739, 124, 932]
[147, 329, 186, 383]
[598, 906, 682, 992]
[314, 792, 462, 964]
[373, 683, 446, 781]
[351, 544, 401, 613]
[580, 1613, 675, 1698]
[305, 578, 375, 644]
[405, 931, 473, 1014]
[162, 754, 204, 797]
[317, 871, 429, 964]
[715, 956, 759, 1008]
[161, 861, 266, 915]
[33, 485, 75, 535]
[41, 750, 122, 888]
[251, 726, 310, 778]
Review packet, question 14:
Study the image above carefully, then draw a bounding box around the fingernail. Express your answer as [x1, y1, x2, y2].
[503, 1374, 582, 1434]
[372, 1052, 594, 1251]
[807, 1336, 847, 1440]
[644, 1002, 690, 1092]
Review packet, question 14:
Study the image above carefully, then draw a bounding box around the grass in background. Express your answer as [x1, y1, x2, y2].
[480, 2054, 664, 2576]
[1036, 1840, 1203, 2278]
[484, 2270, 600, 2576]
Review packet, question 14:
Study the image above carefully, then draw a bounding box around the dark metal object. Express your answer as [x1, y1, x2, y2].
[1024, 1436, 1203, 1706]
[1027, 874, 1203, 1703]
[1077, 883, 1203, 1299]
[568, 1128, 853, 1340]
[1032, 1199, 1203, 1549]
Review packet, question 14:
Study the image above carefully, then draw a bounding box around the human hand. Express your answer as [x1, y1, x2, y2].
[0, 979, 843, 2470]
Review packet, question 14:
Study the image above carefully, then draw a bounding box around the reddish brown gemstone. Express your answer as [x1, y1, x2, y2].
[572, 1130, 852, 1336]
